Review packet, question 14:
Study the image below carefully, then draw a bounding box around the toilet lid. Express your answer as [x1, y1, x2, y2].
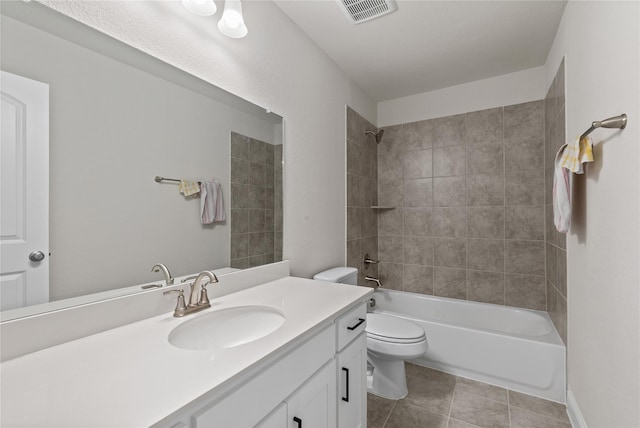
[366, 313, 426, 342]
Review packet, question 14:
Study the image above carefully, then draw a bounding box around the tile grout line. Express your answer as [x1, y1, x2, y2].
[380, 399, 397, 428]
[507, 388, 512, 428]
[502, 106, 507, 306]
[447, 375, 459, 422]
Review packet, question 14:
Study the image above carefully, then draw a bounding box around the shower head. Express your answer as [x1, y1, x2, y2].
[365, 129, 384, 144]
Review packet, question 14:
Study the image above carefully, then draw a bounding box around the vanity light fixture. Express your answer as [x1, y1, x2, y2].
[181, 0, 248, 39]
[217, 0, 248, 38]
[181, 0, 217, 16]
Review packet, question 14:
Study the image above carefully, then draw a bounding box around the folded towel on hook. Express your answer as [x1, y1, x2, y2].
[559, 135, 593, 173]
[179, 180, 200, 197]
[200, 180, 226, 224]
[553, 145, 572, 233]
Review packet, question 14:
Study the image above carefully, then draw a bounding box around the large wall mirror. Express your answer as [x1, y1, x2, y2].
[0, 1, 283, 321]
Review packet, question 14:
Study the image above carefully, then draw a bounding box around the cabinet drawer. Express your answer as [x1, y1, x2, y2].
[336, 303, 367, 351]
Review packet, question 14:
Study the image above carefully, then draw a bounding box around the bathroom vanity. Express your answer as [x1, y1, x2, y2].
[0, 273, 372, 427]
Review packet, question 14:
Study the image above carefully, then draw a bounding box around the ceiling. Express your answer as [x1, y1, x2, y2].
[274, 0, 567, 102]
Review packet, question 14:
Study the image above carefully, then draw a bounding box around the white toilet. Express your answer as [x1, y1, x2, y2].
[313, 267, 428, 399]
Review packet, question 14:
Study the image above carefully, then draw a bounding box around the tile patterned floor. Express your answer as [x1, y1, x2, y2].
[368, 363, 571, 428]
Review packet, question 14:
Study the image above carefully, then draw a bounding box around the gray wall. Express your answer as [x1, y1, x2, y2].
[345, 107, 379, 286]
[544, 60, 567, 344]
[230, 132, 283, 268]
[364, 102, 548, 310]
[346, 94, 567, 334]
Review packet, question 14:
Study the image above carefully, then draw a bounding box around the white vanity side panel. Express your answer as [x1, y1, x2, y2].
[0, 261, 290, 361]
[187, 325, 335, 428]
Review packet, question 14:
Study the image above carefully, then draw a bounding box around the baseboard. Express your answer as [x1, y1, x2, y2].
[567, 388, 588, 428]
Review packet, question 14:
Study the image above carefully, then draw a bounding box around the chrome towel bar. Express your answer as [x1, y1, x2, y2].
[154, 176, 201, 185]
[580, 114, 627, 139]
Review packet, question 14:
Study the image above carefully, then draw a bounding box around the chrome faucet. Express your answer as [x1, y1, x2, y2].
[188, 270, 219, 307]
[163, 270, 219, 317]
[151, 263, 174, 287]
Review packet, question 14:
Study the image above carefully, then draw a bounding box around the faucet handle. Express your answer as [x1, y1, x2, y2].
[197, 279, 217, 306]
[163, 289, 187, 317]
[198, 287, 210, 306]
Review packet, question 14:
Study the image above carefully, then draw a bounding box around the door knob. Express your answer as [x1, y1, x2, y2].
[29, 251, 46, 262]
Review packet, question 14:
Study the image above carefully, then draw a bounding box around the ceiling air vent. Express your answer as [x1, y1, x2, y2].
[337, 0, 398, 24]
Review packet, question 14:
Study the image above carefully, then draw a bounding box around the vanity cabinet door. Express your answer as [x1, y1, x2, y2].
[255, 403, 287, 428]
[286, 360, 336, 428]
[337, 334, 366, 428]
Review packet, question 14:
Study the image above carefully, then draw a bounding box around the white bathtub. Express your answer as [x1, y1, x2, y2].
[371, 289, 566, 403]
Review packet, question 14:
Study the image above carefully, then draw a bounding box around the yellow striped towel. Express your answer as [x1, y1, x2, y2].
[559, 136, 593, 174]
[179, 180, 200, 196]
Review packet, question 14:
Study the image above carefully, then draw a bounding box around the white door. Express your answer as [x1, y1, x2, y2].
[1, 71, 49, 311]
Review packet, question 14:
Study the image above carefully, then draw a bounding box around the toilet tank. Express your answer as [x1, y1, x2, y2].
[313, 267, 358, 285]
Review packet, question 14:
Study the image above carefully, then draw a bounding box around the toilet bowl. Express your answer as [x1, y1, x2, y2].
[312, 267, 428, 400]
[365, 313, 427, 399]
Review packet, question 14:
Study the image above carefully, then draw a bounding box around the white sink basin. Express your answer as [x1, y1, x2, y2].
[168, 305, 286, 351]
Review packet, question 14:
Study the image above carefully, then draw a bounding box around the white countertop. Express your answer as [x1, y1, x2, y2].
[1, 277, 372, 427]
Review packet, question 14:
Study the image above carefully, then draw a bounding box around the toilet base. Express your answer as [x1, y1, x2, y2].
[366, 352, 409, 400]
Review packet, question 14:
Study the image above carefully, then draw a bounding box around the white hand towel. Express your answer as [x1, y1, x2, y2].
[200, 180, 226, 224]
[553, 144, 571, 233]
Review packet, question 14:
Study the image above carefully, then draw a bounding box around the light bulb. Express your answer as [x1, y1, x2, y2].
[225, 11, 241, 28]
[218, 0, 248, 38]
[182, 0, 217, 16]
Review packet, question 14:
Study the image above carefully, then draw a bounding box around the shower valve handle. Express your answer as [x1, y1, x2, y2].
[364, 253, 379, 269]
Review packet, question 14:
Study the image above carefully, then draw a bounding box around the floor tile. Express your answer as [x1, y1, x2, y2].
[450, 390, 510, 428]
[447, 417, 481, 428]
[402, 367, 457, 415]
[368, 364, 569, 428]
[510, 406, 572, 428]
[455, 376, 508, 404]
[508, 391, 569, 422]
[367, 393, 395, 428]
[384, 401, 448, 428]
[405, 362, 419, 378]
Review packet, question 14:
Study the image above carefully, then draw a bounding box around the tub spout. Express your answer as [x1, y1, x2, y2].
[365, 276, 382, 289]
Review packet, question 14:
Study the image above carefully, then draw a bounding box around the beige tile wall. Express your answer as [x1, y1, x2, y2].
[230, 132, 283, 268]
[346, 107, 379, 286]
[545, 59, 568, 344]
[373, 101, 548, 310]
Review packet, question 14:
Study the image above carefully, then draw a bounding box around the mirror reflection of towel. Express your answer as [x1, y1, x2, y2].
[200, 180, 225, 224]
